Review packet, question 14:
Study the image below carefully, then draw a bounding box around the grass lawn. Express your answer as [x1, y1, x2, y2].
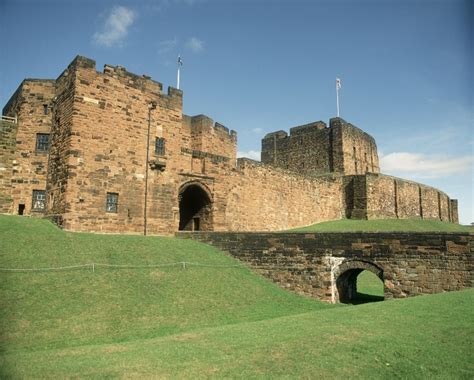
[288, 218, 472, 233]
[1, 215, 472, 378]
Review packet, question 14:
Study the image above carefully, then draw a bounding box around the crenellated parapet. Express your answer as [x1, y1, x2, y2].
[329, 117, 379, 175]
[262, 117, 379, 176]
[183, 114, 237, 163]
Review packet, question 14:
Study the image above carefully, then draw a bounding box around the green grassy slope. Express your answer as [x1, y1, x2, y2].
[288, 218, 472, 232]
[1, 216, 472, 378]
[0, 216, 333, 355]
[3, 290, 473, 378]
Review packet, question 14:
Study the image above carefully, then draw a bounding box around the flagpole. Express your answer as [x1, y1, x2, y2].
[336, 78, 341, 117]
[177, 57, 181, 90]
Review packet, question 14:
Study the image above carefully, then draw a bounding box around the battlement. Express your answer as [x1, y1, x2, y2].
[289, 121, 327, 136]
[3, 79, 56, 117]
[262, 117, 380, 176]
[329, 117, 376, 145]
[184, 114, 237, 140]
[56, 55, 182, 101]
[262, 130, 288, 140]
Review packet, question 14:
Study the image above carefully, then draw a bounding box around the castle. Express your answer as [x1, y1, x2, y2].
[0, 56, 459, 235]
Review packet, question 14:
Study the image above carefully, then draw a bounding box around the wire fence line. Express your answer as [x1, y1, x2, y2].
[0, 261, 249, 273]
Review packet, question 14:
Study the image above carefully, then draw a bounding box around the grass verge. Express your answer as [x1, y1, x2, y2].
[1, 215, 472, 378]
[288, 218, 472, 233]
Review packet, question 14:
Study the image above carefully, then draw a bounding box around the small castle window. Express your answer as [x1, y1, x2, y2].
[353, 146, 356, 156]
[106, 192, 119, 213]
[155, 137, 165, 156]
[36, 133, 50, 152]
[32, 190, 46, 211]
[43, 104, 49, 115]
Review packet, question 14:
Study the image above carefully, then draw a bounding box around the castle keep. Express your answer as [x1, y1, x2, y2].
[0, 56, 459, 235]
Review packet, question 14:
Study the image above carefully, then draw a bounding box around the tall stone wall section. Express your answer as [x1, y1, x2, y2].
[329, 117, 379, 175]
[2, 80, 55, 216]
[0, 120, 17, 213]
[46, 58, 79, 225]
[362, 173, 455, 222]
[221, 159, 345, 231]
[178, 231, 473, 302]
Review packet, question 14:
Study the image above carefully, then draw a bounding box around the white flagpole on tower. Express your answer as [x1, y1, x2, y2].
[177, 55, 183, 89]
[336, 77, 341, 117]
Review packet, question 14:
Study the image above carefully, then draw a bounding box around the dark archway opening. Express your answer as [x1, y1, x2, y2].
[178, 184, 213, 231]
[336, 268, 384, 305]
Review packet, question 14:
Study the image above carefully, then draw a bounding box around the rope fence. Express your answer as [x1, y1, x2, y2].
[0, 261, 249, 273]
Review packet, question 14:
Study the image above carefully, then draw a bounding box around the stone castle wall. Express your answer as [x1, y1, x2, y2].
[222, 159, 345, 231]
[178, 231, 472, 302]
[332, 118, 380, 175]
[2, 80, 56, 216]
[0, 120, 17, 213]
[362, 173, 456, 222]
[261, 122, 331, 174]
[261, 117, 380, 176]
[0, 55, 460, 234]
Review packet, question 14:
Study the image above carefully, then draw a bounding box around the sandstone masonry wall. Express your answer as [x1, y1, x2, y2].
[0, 55, 461, 234]
[178, 231, 473, 302]
[364, 173, 453, 222]
[261, 122, 331, 175]
[330, 117, 380, 175]
[221, 159, 345, 231]
[261, 118, 380, 177]
[0, 120, 17, 213]
[2, 80, 55, 216]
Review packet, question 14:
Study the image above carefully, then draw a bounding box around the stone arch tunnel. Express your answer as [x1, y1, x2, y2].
[178, 181, 213, 231]
[176, 231, 472, 303]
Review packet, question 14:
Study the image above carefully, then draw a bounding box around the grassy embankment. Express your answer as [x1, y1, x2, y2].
[0, 215, 472, 378]
[288, 218, 472, 233]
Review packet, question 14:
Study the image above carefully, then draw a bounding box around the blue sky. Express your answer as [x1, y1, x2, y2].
[1, 0, 472, 224]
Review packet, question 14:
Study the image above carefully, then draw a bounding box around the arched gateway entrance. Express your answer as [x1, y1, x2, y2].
[178, 182, 213, 231]
[334, 260, 384, 304]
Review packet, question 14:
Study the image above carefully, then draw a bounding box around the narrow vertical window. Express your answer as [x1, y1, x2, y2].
[106, 192, 118, 213]
[43, 104, 49, 115]
[32, 190, 46, 211]
[155, 137, 165, 156]
[36, 133, 50, 151]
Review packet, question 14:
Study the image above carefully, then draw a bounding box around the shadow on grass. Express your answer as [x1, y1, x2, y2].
[348, 292, 384, 305]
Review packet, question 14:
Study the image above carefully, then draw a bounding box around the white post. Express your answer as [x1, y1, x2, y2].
[336, 77, 341, 117]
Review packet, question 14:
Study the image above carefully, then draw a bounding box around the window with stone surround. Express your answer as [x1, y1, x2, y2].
[43, 104, 49, 115]
[36, 133, 50, 152]
[32, 190, 46, 211]
[155, 137, 165, 156]
[106, 192, 119, 213]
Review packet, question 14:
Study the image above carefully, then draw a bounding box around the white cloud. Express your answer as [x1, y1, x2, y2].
[158, 37, 178, 55]
[93, 6, 137, 47]
[252, 127, 263, 134]
[237, 150, 260, 161]
[380, 152, 473, 178]
[186, 37, 204, 53]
